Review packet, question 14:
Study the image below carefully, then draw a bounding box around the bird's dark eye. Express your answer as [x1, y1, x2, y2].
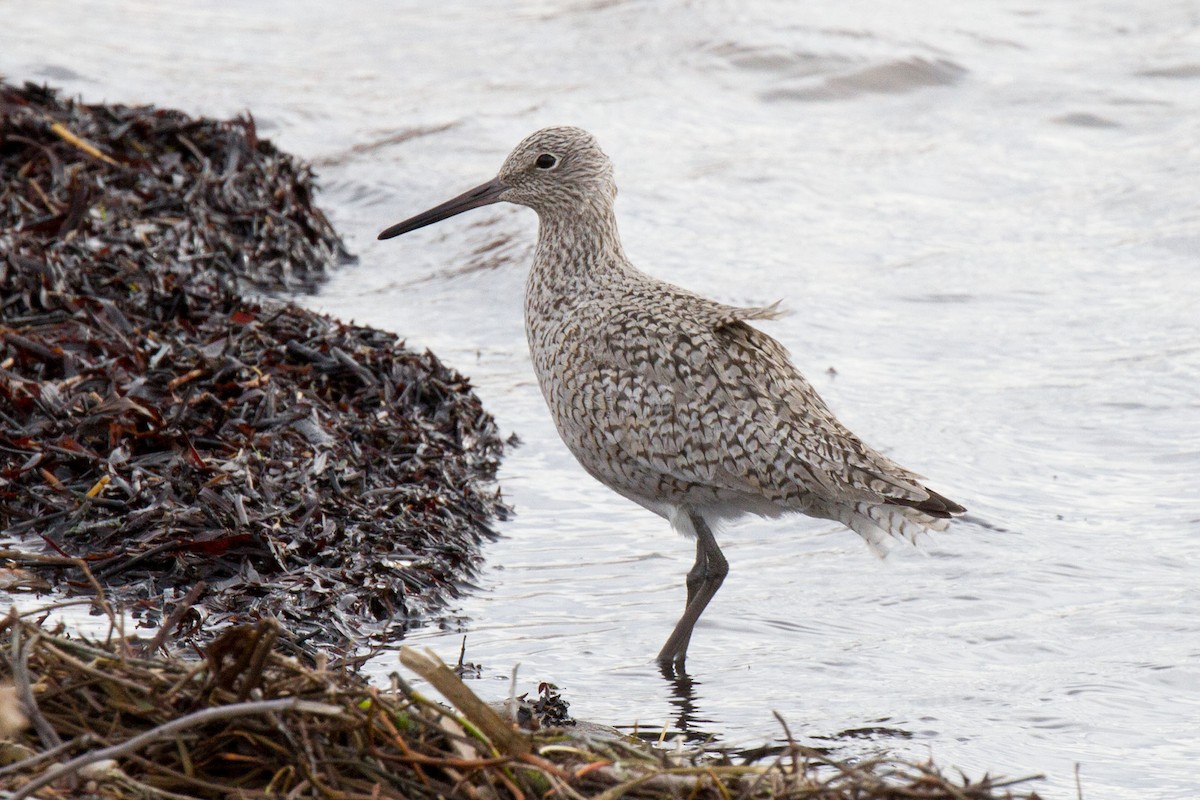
[536, 153, 557, 169]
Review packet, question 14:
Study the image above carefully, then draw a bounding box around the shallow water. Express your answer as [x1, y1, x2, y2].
[4, 1, 1200, 797]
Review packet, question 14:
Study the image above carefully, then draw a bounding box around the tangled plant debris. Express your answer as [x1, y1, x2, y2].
[0, 80, 508, 649]
[0, 613, 1044, 799]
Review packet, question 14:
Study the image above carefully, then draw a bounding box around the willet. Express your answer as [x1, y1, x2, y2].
[379, 126, 965, 669]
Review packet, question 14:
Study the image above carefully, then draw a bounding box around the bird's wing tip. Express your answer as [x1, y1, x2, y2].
[712, 299, 789, 329]
[741, 299, 788, 321]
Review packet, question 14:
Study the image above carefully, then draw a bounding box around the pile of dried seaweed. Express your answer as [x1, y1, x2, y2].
[0, 613, 1042, 800]
[0, 80, 508, 648]
[0, 81, 346, 294]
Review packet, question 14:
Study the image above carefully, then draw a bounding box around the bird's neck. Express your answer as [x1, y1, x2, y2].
[529, 203, 630, 298]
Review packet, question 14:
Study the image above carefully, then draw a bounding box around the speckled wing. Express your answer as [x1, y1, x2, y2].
[584, 289, 937, 513]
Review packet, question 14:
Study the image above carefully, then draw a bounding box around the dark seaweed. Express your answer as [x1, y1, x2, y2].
[0, 80, 508, 650]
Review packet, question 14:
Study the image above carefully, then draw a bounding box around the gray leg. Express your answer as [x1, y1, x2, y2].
[656, 512, 728, 668]
[684, 539, 707, 607]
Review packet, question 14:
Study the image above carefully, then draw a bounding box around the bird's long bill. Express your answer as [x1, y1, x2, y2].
[377, 177, 508, 240]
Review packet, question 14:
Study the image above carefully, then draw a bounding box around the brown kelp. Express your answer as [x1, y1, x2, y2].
[1, 80, 508, 649]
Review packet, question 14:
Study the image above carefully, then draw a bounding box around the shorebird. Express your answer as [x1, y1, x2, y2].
[379, 127, 965, 669]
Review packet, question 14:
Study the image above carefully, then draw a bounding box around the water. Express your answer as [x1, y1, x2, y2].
[4, 2, 1199, 797]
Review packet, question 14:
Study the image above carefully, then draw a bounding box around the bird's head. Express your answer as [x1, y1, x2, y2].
[378, 126, 615, 240]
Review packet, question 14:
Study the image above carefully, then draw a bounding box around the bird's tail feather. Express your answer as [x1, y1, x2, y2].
[834, 502, 950, 558]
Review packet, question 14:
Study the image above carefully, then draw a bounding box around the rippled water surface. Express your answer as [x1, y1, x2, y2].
[4, 2, 1199, 797]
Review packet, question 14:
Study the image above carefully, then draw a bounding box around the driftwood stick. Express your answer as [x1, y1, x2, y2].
[8, 623, 62, 751]
[399, 646, 531, 757]
[0, 736, 89, 778]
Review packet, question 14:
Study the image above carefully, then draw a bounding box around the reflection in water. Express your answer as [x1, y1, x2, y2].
[653, 659, 917, 754]
[812, 721, 914, 744]
[657, 662, 715, 742]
